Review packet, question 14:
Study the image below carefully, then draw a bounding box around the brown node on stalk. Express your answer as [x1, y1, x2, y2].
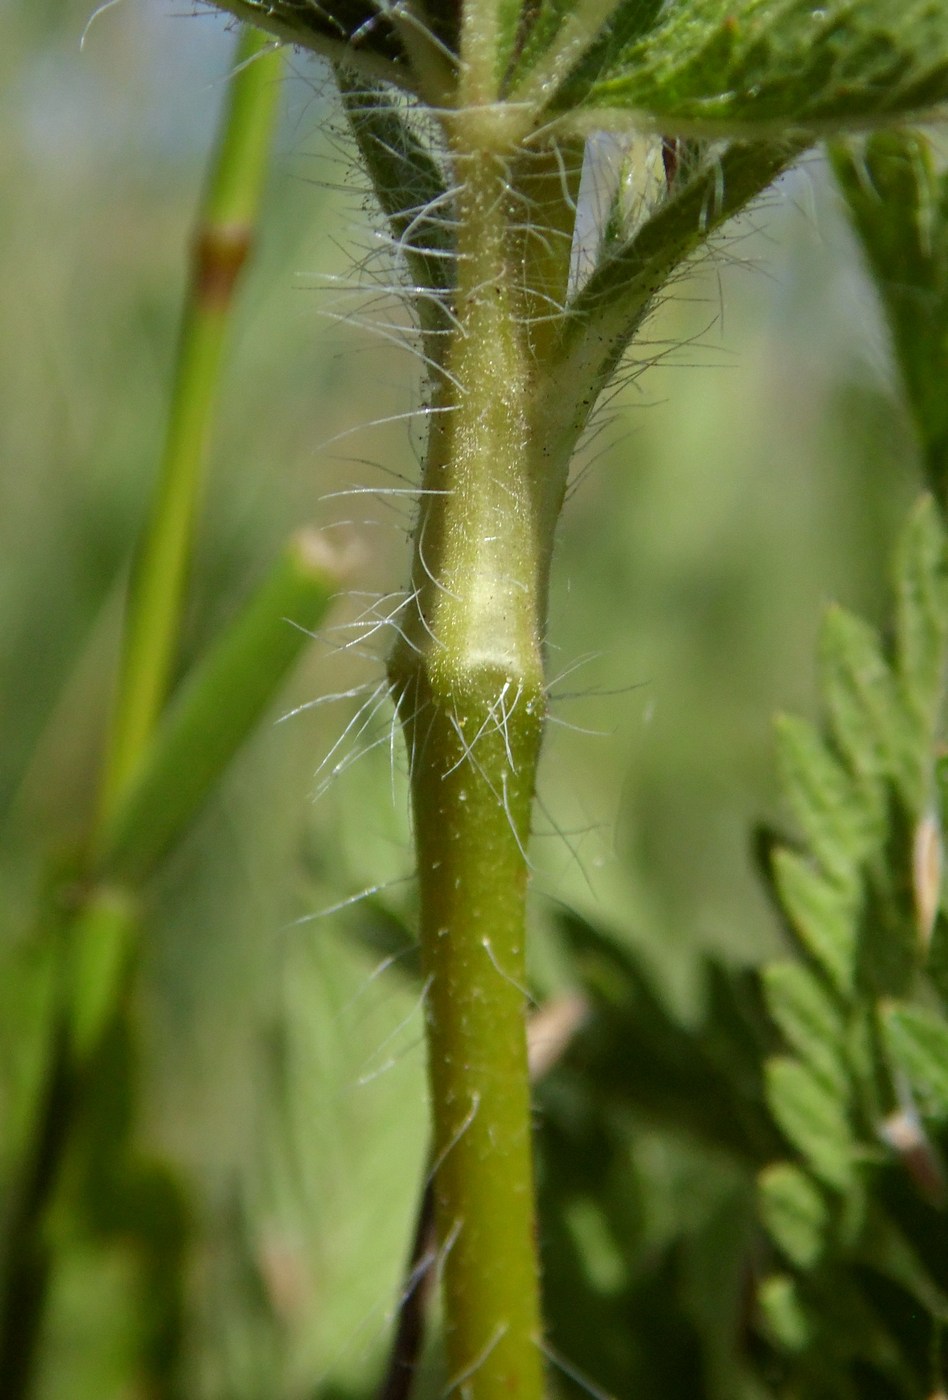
[193, 225, 252, 309]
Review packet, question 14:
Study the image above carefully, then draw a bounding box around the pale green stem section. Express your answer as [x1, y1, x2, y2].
[98, 28, 283, 824]
[389, 133, 552, 1399]
[459, 0, 505, 106]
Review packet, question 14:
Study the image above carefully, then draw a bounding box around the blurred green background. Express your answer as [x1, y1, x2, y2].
[0, 2, 929, 1396]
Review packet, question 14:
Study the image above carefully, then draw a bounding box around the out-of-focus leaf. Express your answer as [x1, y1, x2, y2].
[762, 962, 848, 1096]
[892, 498, 948, 739]
[758, 1273, 812, 1354]
[771, 847, 858, 993]
[557, 911, 780, 1166]
[774, 713, 879, 887]
[765, 1055, 855, 1189]
[65, 887, 138, 1067]
[99, 531, 338, 884]
[759, 1162, 829, 1269]
[881, 1002, 948, 1117]
[833, 136, 948, 505]
[820, 606, 913, 806]
[925, 911, 948, 1006]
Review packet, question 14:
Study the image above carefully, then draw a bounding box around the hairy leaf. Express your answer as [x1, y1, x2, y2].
[543, 0, 948, 137]
[335, 73, 454, 349]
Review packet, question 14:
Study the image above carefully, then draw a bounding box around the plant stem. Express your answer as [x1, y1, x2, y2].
[98, 26, 283, 823]
[0, 885, 139, 1399]
[389, 116, 556, 1398]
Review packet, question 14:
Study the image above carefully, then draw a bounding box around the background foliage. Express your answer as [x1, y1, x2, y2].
[2, 2, 946, 1397]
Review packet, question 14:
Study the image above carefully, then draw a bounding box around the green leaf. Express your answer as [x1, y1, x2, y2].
[762, 962, 849, 1097]
[539, 138, 800, 485]
[893, 496, 948, 761]
[759, 1162, 830, 1269]
[65, 888, 139, 1066]
[99, 532, 338, 883]
[765, 1055, 855, 1189]
[208, 0, 418, 90]
[926, 911, 948, 1006]
[833, 135, 948, 504]
[493, 0, 530, 87]
[336, 73, 454, 343]
[881, 1001, 948, 1117]
[506, 0, 664, 103]
[758, 1273, 812, 1353]
[543, 0, 948, 137]
[775, 713, 881, 887]
[820, 605, 916, 809]
[772, 847, 859, 994]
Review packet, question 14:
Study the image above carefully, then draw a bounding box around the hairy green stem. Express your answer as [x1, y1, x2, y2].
[389, 127, 552, 1397]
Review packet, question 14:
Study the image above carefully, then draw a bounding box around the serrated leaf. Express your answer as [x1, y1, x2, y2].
[765, 1055, 855, 1189]
[762, 962, 849, 1097]
[506, 0, 665, 103]
[775, 712, 881, 886]
[542, 0, 948, 137]
[759, 1162, 830, 1270]
[881, 1001, 948, 1118]
[833, 135, 948, 502]
[820, 605, 916, 809]
[772, 847, 859, 994]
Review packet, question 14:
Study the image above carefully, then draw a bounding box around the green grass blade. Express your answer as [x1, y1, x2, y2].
[99, 532, 339, 883]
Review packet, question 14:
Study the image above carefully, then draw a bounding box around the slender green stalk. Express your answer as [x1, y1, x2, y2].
[0, 883, 140, 1398]
[99, 27, 283, 823]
